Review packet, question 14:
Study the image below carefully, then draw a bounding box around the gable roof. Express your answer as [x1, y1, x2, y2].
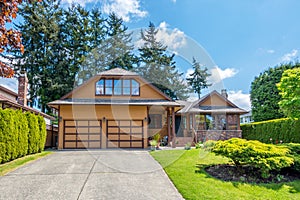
[177, 90, 248, 114]
[59, 68, 172, 101]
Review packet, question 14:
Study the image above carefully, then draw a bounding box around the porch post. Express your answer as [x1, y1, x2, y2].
[167, 108, 171, 146]
[172, 107, 176, 148]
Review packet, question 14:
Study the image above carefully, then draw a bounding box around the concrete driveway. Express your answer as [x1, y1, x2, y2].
[0, 150, 183, 200]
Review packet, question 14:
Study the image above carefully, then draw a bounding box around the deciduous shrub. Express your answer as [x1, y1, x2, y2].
[241, 118, 300, 143]
[212, 138, 294, 178]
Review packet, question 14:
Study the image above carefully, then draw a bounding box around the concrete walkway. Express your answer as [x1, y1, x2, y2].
[0, 150, 183, 200]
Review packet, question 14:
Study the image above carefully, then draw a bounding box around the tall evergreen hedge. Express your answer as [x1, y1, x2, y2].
[0, 109, 47, 164]
[241, 118, 300, 143]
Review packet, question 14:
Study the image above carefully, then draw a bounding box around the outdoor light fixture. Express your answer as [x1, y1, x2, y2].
[102, 117, 106, 122]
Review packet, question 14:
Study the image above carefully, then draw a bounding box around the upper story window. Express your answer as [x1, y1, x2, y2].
[95, 78, 140, 96]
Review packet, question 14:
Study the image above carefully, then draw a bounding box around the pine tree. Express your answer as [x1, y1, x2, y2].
[138, 22, 189, 100]
[14, 0, 63, 112]
[76, 13, 137, 84]
[186, 57, 211, 99]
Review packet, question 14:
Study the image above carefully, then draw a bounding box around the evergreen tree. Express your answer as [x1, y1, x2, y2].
[138, 22, 189, 100]
[76, 13, 137, 84]
[186, 57, 211, 99]
[250, 63, 297, 121]
[14, 0, 63, 112]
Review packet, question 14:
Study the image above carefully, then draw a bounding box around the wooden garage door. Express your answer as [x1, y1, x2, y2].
[64, 120, 102, 149]
[106, 120, 144, 148]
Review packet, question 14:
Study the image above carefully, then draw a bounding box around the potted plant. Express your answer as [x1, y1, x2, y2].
[153, 132, 161, 150]
[149, 140, 157, 151]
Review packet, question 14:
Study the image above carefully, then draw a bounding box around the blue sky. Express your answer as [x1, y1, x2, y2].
[1, 0, 300, 110]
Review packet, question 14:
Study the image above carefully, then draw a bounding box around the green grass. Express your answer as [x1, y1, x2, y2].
[151, 149, 300, 200]
[0, 151, 52, 176]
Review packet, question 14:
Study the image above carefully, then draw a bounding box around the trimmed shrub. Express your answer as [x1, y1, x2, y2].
[15, 110, 29, 158]
[0, 109, 47, 164]
[26, 112, 40, 154]
[37, 115, 47, 152]
[212, 138, 294, 178]
[0, 109, 16, 163]
[241, 118, 300, 143]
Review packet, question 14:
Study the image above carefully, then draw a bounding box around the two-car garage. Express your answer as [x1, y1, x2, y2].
[63, 119, 144, 149]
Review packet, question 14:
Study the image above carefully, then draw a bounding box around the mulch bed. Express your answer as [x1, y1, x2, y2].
[205, 164, 300, 184]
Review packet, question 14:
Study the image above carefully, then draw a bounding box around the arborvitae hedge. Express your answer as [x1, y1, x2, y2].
[241, 118, 300, 143]
[0, 109, 47, 164]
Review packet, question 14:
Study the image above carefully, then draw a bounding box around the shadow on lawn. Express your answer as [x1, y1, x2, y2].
[195, 164, 300, 194]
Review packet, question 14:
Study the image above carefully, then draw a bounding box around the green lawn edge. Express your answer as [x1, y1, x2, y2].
[150, 149, 300, 200]
[0, 151, 53, 176]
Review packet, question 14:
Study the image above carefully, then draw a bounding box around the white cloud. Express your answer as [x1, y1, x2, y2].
[267, 49, 275, 54]
[102, 0, 147, 22]
[228, 90, 251, 111]
[171, 0, 177, 3]
[209, 66, 238, 83]
[157, 22, 186, 52]
[281, 49, 298, 62]
[61, 0, 95, 6]
[134, 21, 187, 53]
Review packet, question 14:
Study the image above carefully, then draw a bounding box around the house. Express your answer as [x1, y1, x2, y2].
[48, 68, 247, 149]
[240, 110, 253, 124]
[176, 89, 248, 145]
[48, 68, 182, 149]
[0, 73, 57, 148]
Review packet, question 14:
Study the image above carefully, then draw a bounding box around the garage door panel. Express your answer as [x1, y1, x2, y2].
[120, 134, 130, 140]
[119, 142, 130, 148]
[77, 141, 89, 148]
[90, 135, 101, 140]
[65, 121, 76, 126]
[132, 141, 143, 148]
[77, 128, 89, 133]
[108, 120, 119, 126]
[107, 141, 118, 148]
[64, 120, 102, 149]
[89, 141, 102, 148]
[119, 121, 130, 126]
[132, 127, 142, 133]
[65, 127, 77, 133]
[132, 135, 142, 140]
[64, 142, 76, 148]
[106, 120, 144, 148]
[77, 121, 88, 126]
[120, 128, 130, 133]
[89, 121, 101, 126]
[108, 127, 119, 133]
[108, 135, 118, 140]
[90, 127, 101, 133]
[77, 135, 88, 140]
[65, 135, 76, 140]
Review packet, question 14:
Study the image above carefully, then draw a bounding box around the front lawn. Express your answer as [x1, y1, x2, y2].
[151, 149, 300, 200]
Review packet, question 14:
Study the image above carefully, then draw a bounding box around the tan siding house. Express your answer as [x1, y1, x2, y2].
[48, 68, 181, 149]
